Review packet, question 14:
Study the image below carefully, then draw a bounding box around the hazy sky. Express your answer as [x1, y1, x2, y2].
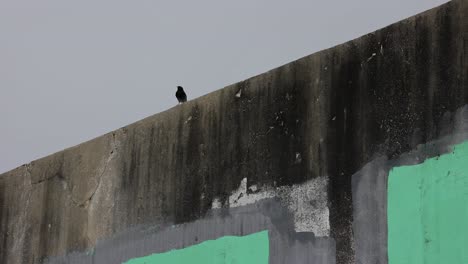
[0, 0, 449, 173]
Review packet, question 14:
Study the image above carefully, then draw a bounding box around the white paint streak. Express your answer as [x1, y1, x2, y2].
[229, 178, 275, 207]
[211, 198, 222, 209]
[235, 89, 242, 98]
[295, 152, 302, 164]
[248, 184, 258, 192]
[211, 176, 330, 237]
[367, 53, 377, 62]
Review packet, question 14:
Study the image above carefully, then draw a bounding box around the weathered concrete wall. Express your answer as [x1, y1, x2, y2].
[1, 0, 467, 263]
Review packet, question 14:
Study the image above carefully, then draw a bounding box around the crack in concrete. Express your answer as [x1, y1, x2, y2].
[24, 163, 33, 211]
[30, 159, 65, 186]
[28, 135, 119, 210]
[31, 175, 57, 185]
[71, 135, 119, 209]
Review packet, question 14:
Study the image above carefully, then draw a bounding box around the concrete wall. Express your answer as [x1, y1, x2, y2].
[1, 0, 467, 263]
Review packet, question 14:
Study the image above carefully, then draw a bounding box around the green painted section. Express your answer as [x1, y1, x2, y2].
[388, 141, 468, 264]
[123, 230, 269, 264]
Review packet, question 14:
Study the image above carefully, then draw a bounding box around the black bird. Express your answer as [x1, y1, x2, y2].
[176, 86, 187, 104]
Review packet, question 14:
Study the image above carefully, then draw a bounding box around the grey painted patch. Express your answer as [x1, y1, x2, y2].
[352, 105, 468, 264]
[352, 157, 390, 264]
[45, 199, 335, 264]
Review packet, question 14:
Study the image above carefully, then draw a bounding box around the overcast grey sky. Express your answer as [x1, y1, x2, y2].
[0, 0, 449, 173]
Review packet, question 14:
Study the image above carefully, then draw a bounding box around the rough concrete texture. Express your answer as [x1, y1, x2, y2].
[1, 0, 468, 263]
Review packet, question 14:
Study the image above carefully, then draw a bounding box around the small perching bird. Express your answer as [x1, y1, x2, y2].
[176, 86, 187, 104]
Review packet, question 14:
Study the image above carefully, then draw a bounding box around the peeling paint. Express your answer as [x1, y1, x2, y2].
[212, 177, 330, 237]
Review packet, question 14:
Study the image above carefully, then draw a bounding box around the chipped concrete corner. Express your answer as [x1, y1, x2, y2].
[1, 0, 468, 263]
